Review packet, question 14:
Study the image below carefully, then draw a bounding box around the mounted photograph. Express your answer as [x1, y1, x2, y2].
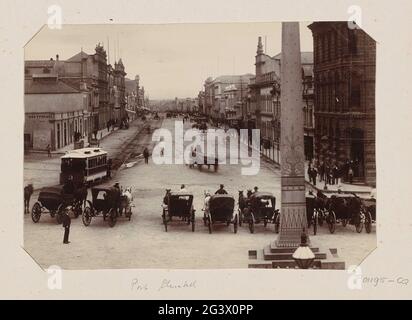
[23, 21, 376, 270]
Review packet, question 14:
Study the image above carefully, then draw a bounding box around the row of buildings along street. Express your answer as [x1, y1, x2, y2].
[24, 43, 149, 152]
[182, 22, 376, 187]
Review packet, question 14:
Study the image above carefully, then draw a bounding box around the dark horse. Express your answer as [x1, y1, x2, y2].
[24, 184, 34, 214]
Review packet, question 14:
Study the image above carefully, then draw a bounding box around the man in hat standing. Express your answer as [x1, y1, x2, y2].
[62, 210, 71, 244]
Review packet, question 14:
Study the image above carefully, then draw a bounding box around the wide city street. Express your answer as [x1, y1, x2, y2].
[24, 117, 376, 270]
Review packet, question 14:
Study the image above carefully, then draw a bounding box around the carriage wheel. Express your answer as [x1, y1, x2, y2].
[364, 210, 372, 234]
[108, 208, 117, 228]
[207, 216, 212, 234]
[233, 215, 238, 234]
[191, 211, 195, 232]
[327, 211, 336, 234]
[82, 206, 92, 227]
[355, 215, 364, 233]
[31, 202, 42, 223]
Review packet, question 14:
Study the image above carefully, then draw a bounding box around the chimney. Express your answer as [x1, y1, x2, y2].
[257, 36, 264, 55]
[56, 54, 59, 61]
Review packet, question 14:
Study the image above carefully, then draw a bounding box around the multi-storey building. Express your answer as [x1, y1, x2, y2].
[308, 22, 376, 186]
[203, 74, 253, 123]
[248, 36, 315, 164]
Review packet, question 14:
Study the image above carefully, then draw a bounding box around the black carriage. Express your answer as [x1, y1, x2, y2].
[82, 187, 129, 228]
[241, 192, 280, 233]
[31, 185, 86, 224]
[325, 193, 365, 234]
[162, 193, 195, 232]
[203, 194, 237, 234]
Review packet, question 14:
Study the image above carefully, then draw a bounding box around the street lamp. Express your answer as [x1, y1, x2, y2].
[292, 229, 315, 269]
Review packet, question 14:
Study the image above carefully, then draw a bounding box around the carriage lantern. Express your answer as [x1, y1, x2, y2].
[292, 229, 315, 269]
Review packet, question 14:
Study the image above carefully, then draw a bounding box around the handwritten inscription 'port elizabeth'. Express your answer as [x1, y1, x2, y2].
[158, 279, 197, 291]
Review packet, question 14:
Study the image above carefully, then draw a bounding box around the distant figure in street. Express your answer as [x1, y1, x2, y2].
[348, 167, 354, 184]
[46, 144, 51, 158]
[107, 120, 110, 132]
[24, 183, 34, 214]
[215, 184, 228, 195]
[62, 210, 71, 244]
[143, 147, 150, 164]
[253, 186, 259, 194]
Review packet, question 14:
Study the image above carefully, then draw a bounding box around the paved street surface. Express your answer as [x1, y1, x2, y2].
[24, 118, 376, 269]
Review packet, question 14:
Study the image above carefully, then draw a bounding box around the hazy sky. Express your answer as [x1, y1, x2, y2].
[25, 22, 313, 100]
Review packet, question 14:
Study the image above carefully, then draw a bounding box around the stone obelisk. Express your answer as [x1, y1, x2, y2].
[276, 22, 308, 247]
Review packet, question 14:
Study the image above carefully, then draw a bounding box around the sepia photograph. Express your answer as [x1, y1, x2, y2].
[23, 21, 376, 270]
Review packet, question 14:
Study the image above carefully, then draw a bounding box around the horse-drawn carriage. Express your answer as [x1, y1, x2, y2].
[203, 194, 238, 234]
[82, 186, 132, 228]
[162, 193, 195, 232]
[31, 184, 87, 224]
[324, 193, 366, 234]
[239, 191, 280, 233]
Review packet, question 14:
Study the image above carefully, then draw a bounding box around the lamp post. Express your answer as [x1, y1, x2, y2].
[292, 229, 315, 269]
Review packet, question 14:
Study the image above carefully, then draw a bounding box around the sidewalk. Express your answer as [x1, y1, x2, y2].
[304, 161, 373, 196]
[24, 119, 148, 191]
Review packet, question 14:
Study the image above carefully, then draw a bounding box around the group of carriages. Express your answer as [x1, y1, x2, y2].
[161, 186, 376, 235]
[31, 182, 134, 228]
[161, 190, 238, 233]
[306, 190, 376, 235]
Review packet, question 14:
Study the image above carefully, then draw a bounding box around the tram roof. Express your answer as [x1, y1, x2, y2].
[61, 147, 108, 159]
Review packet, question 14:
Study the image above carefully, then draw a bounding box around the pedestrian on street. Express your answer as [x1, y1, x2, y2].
[107, 121, 110, 132]
[46, 144, 52, 158]
[311, 167, 318, 186]
[143, 147, 149, 164]
[348, 167, 354, 184]
[62, 210, 71, 244]
[319, 162, 325, 182]
[253, 186, 259, 194]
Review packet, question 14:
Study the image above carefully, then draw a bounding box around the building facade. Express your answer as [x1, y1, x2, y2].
[308, 22, 376, 186]
[24, 74, 90, 151]
[203, 74, 253, 123]
[249, 36, 315, 164]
